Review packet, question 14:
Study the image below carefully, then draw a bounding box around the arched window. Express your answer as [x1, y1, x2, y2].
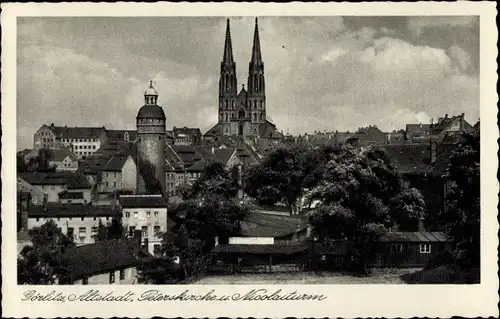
[254, 75, 258, 91]
[254, 113, 257, 121]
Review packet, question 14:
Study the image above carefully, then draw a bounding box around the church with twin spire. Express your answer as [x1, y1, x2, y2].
[205, 18, 283, 141]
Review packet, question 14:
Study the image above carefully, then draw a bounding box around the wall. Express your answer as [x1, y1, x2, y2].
[228, 237, 274, 245]
[121, 156, 137, 192]
[122, 207, 167, 255]
[370, 241, 453, 267]
[137, 135, 166, 193]
[100, 171, 122, 193]
[28, 216, 116, 245]
[53, 156, 79, 172]
[33, 126, 56, 150]
[74, 267, 138, 285]
[37, 184, 66, 202]
[17, 178, 45, 205]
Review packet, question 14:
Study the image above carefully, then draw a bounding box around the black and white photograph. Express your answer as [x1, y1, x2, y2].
[2, 2, 498, 318]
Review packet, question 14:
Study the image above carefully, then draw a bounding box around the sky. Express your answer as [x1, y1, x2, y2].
[17, 16, 479, 150]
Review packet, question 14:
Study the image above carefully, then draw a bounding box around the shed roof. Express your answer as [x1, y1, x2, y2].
[380, 231, 450, 242]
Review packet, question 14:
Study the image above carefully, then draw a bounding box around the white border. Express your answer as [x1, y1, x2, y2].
[2, 2, 498, 318]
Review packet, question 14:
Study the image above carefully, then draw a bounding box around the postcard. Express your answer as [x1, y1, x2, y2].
[2, 2, 498, 318]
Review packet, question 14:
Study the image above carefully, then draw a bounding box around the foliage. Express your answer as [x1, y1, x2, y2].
[17, 220, 75, 284]
[306, 145, 425, 271]
[244, 146, 308, 213]
[440, 131, 480, 268]
[17, 148, 57, 173]
[137, 193, 250, 284]
[190, 161, 239, 199]
[93, 216, 126, 242]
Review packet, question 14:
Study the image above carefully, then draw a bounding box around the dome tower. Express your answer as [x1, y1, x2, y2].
[136, 81, 166, 194]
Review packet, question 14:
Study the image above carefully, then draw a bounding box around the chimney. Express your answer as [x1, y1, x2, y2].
[438, 117, 443, 125]
[430, 137, 437, 164]
[134, 229, 142, 248]
[215, 236, 219, 247]
[418, 217, 425, 232]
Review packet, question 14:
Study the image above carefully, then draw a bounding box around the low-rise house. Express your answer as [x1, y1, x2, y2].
[172, 126, 202, 145]
[370, 231, 453, 268]
[28, 203, 120, 245]
[49, 148, 79, 172]
[119, 194, 168, 256]
[63, 230, 151, 285]
[100, 155, 137, 194]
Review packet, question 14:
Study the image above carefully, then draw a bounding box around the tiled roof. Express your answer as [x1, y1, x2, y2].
[379, 144, 432, 174]
[49, 148, 77, 162]
[104, 155, 131, 172]
[240, 212, 309, 238]
[58, 191, 84, 200]
[204, 123, 223, 137]
[63, 238, 148, 280]
[212, 148, 237, 165]
[185, 160, 206, 172]
[49, 125, 106, 139]
[380, 231, 450, 242]
[119, 195, 167, 208]
[20, 172, 90, 188]
[28, 203, 119, 218]
[259, 121, 284, 139]
[212, 243, 308, 255]
[106, 130, 137, 140]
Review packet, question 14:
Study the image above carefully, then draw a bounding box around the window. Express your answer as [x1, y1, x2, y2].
[119, 269, 125, 281]
[91, 227, 98, 237]
[106, 217, 109, 221]
[128, 226, 136, 237]
[36, 218, 40, 222]
[391, 244, 403, 253]
[154, 226, 161, 237]
[142, 226, 148, 238]
[146, 211, 151, 217]
[69, 217, 72, 221]
[125, 211, 130, 218]
[79, 227, 86, 239]
[82, 277, 88, 285]
[154, 211, 159, 217]
[81, 216, 84, 221]
[420, 244, 431, 254]
[113, 182, 116, 187]
[93, 217, 97, 221]
[153, 244, 161, 256]
[109, 272, 115, 284]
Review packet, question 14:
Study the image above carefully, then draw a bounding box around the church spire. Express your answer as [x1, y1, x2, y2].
[250, 17, 262, 66]
[222, 18, 234, 65]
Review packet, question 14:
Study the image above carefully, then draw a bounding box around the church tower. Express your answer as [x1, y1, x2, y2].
[219, 19, 238, 136]
[247, 17, 266, 136]
[136, 81, 166, 194]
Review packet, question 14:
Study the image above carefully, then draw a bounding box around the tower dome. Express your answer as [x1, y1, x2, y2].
[137, 81, 166, 119]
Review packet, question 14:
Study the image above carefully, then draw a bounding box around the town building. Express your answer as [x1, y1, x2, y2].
[405, 113, 472, 144]
[19, 172, 93, 203]
[204, 18, 283, 141]
[28, 203, 120, 245]
[49, 148, 79, 172]
[63, 230, 151, 285]
[172, 126, 202, 145]
[33, 124, 107, 158]
[119, 194, 168, 255]
[99, 154, 137, 194]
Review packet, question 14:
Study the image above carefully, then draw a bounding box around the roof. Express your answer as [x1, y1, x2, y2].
[240, 211, 309, 238]
[379, 144, 432, 174]
[137, 104, 166, 119]
[380, 231, 451, 242]
[212, 148, 237, 165]
[20, 172, 90, 188]
[63, 238, 147, 280]
[119, 195, 167, 208]
[406, 124, 432, 134]
[58, 191, 84, 200]
[185, 159, 206, 172]
[212, 243, 308, 255]
[49, 148, 77, 162]
[48, 125, 106, 139]
[106, 130, 137, 141]
[104, 155, 132, 172]
[259, 121, 284, 139]
[28, 204, 119, 218]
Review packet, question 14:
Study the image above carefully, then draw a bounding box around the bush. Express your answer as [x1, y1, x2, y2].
[424, 250, 454, 270]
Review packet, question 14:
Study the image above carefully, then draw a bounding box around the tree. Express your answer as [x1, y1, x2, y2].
[17, 220, 75, 284]
[307, 145, 425, 272]
[244, 146, 308, 213]
[137, 195, 250, 283]
[389, 187, 426, 231]
[93, 216, 126, 242]
[441, 131, 480, 268]
[190, 161, 239, 199]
